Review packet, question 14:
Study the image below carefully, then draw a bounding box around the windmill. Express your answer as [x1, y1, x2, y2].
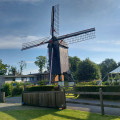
[22, 5, 95, 85]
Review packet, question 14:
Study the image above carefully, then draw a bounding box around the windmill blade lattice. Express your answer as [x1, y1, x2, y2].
[50, 4, 59, 37]
[22, 37, 50, 50]
[54, 4, 59, 36]
[64, 30, 95, 44]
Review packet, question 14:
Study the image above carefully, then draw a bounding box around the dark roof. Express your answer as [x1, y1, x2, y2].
[3, 75, 35, 78]
[29, 72, 49, 76]
[59, 41, 68, 48]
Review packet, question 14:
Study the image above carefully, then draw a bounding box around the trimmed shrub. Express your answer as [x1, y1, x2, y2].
[2, 82, 24, 97]
[75, 85, 120, 100]
[1, 83, 11, 96]
[12, 86, 24, 96]
[26, 85, 59, 92]
[76, 81, 98, 86]
[38, 80, 49, 85]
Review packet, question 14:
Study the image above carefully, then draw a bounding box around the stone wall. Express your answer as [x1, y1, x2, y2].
[0, 76, 5, 90]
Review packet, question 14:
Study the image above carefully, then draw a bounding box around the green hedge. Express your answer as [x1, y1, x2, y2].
[26, 85, 59, 92]
[75, 85, 120, 100]
[1, 82, 24, 97]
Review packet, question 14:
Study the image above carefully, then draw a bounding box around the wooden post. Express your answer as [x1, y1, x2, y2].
[0, 90, 1, 102]
[99, 88, 104, 115]
[1, 92, 5, 103]
[58, 85, 61, 91]
[63, 88, 66, 109]
[24, 85, 27, 92]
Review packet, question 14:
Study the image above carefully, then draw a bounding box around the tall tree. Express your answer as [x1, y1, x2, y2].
[69, 56, 81, 80]
[77, 58, 101, 81]
[9, 66, 17, 75]
[18, 60, 26, 75]
[99, 58, 117, 79]
[117, 62, 120, 67]
[34, 56, 46, 73]
[0, 59, 8, 75]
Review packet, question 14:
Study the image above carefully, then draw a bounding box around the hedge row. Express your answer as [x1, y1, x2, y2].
[1, 82, 24, 97]
[75, 85, 120, 100]
[26, 85, 60, 92]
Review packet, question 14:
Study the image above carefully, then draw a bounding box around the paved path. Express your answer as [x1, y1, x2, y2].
[66, 98, 120, 116]
[67, 98, 120, 106]
[0, 97, 48, 111]
[0, 97, 120, 116]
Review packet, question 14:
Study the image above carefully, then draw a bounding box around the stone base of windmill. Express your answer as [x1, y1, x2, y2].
[68, 82, 74, 86]
[58, 81, 64, 86]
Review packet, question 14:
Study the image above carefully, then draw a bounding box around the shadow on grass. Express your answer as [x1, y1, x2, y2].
[0, 107, 84, 120]
[0, 96, 120, 120]
[0, 105, 120, 120]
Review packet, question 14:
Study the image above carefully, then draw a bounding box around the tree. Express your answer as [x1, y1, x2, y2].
[76, 58, 101, 81]
[99, 59, 117, 79]
[117, 62, 120, 67]
[18, 60, 26, 75]
[69, 56, 81, 80]
[9, 66, 17, 75]
[34, 56, 46, 73]
[0, 59, 8, 75]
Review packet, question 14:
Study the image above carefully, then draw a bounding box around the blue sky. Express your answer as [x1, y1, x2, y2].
[1, 0, 120, 74]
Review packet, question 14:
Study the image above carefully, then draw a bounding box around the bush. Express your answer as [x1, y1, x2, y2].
[75, 85, 120, 100]
[26, 85, 59, 92]
[102, 81, 110, 85]
[38, 80, 49, 85]
[1, 83, 11, 96]
[2, 82, 24, 97]
[76, 81, 98, 86]
[12, 86, 24, 96]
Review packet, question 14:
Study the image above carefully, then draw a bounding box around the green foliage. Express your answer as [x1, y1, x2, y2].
[26, 85, 59, 92]
[38, 80, 49, 85]
[18, 60, 26, 75]
[2, 83, 11, 96]
[2, 82, 24, 97]
[9, 66, 17, 76]
[0, 59, 8, 75]
[75, 85, 120, 100]
[99, 59, 117, 79]
[102, 81, 110, 85]
[34, 56, 46, 73]
[76, 58, 101, 82]
[69, 56, 81, 80]
[76, 81, 98, 86]
[12, 86, 24, 96]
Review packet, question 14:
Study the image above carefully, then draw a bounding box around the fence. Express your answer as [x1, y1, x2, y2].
[22, 91, 66, 108]
[0, 92, 5, 103]
[61, 86, 120, 115]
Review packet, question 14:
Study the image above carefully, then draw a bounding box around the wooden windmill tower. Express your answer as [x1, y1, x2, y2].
[22, 5, 95, 85]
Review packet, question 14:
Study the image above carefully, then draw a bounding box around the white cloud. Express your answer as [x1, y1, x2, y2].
[26, 61, 34, 64]
[0, 35, 48, 49]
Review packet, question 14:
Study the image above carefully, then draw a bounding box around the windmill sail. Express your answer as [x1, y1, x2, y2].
[22, 37, 50, 50]
[64, 29, 95, 44]
[56, 28, 95, 41]
[50, 4, 59, 37]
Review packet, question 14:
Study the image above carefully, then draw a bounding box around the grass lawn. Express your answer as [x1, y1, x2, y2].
[0, 109, 120, 120]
